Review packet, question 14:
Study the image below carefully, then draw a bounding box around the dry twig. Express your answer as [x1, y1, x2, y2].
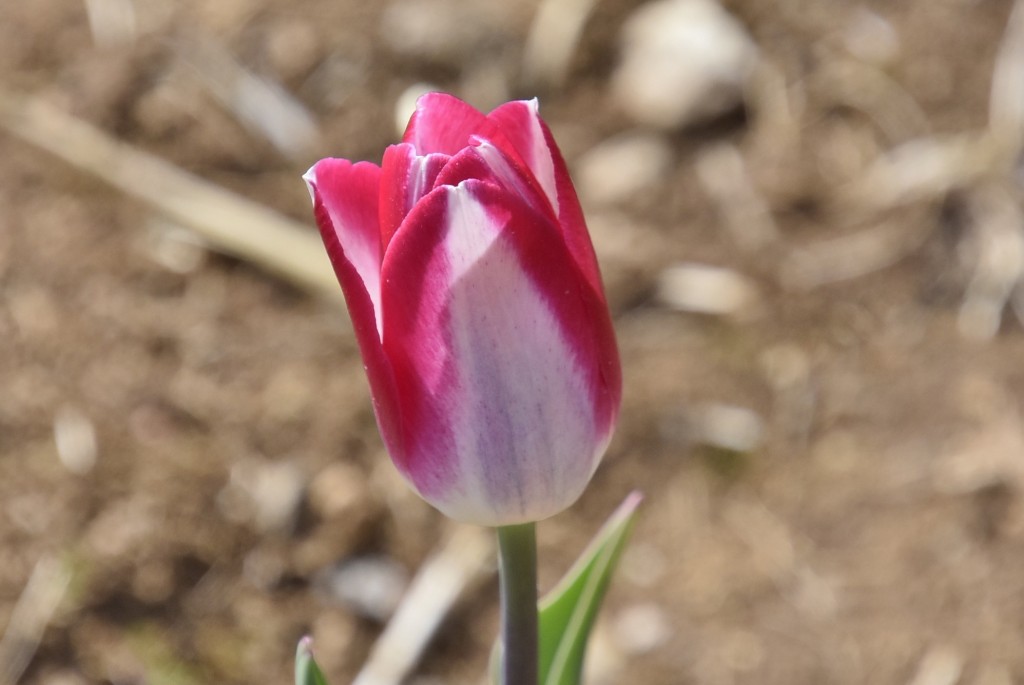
[780, 207, 932, 290]
[989, 0, 1024, 159]
[0, 557, 70, 685]
[352, 526, 493, 685]
[175, 33, 320, 160]
[522, 0, 601, 90]
[0, 88, 339, 299]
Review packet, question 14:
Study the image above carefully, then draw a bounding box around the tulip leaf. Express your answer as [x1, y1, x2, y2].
[295, 637, 329, 685]
[537, 491, 643, 685]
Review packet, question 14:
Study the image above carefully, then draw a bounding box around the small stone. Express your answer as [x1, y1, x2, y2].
[612, 0, 757, 129]
[320, 555, 408, 621]
[217, 459, 306, 533]
[249, 462, 305, 533]
[657, 263, 758, 316]
[613, 603, 672, 655]
[693, 403, 763, 453]
[577, 133, 674, 205]
[54, 406, 98, 475]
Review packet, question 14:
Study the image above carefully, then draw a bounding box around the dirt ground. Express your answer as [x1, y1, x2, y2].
[3, 0, 1024, 684]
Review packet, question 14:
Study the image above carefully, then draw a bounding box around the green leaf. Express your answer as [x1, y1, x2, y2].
[295, 637, 329, 685]
[538, 491, 643, 685]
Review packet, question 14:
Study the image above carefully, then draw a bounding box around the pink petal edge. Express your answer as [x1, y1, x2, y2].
[487, 100, 605, 298]
[379, 144, 449, 251]
[304, 160, 406, 468]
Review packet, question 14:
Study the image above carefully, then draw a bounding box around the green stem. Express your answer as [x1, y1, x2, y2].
[497, 522, 538, 685]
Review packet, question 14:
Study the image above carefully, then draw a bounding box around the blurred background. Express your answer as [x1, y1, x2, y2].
[3, 0, 1024, 683]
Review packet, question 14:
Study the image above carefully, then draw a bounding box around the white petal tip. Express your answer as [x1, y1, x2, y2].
[302, 167, 317, 203]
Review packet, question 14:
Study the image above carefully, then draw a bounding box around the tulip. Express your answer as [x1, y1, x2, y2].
[304, 93, 620, 527]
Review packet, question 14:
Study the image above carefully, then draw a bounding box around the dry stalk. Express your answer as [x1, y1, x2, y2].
[811, 59, 931, 143]
[175, 32, 320, 160]
[989, 0, 1024, 160]
[522, 0, 601, 90]
[352, 526, 492, 685]
[958, 183, 1024, 340]
[0, 88, 339, 300]
[780, 206, 932, 290]
[0, 557, 70, 685]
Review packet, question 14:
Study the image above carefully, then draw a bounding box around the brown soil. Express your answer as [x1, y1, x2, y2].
[3, 1, 1024, 684]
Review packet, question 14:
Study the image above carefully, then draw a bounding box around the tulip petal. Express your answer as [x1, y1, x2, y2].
[380, 179, 618, 525]
[487, 100, 605, 295]
[304, 159, 384, 332]
[379, 143, 449, 250]
[403, 92, 510, 158]
[486, 100, 558, 211]
[432, 140, 556, 223]
[304, 159, 404, 462]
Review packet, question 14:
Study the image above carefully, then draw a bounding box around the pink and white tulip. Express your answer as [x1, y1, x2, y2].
[304, 94, 620, 526]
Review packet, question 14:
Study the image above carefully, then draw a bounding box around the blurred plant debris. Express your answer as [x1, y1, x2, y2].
[3, 0, 1024, 684]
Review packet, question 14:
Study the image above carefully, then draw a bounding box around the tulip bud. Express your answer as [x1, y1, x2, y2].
[304, 94, 621, 526]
